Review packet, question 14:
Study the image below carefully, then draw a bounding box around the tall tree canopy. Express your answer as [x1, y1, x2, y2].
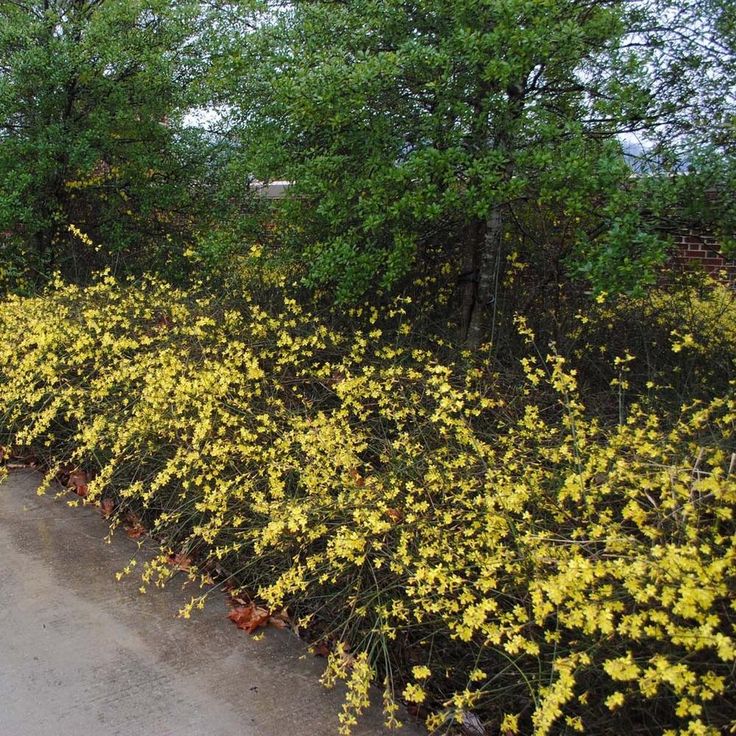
[0, 0, 214, 284]
[225, 0, 735, 345]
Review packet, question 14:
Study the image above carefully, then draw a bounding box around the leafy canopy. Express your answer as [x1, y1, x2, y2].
[0, 0, 217, 285]
[226, 0, 734, 314]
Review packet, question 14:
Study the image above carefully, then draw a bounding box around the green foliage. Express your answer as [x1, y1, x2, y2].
[1, 2, 734, 731]
[220, 0, 734, 343]
[230, 1, 623, 294]
[0, 0, 222, 284]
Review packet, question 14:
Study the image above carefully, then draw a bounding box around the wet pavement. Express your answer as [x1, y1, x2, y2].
[0, 470, 419, 736]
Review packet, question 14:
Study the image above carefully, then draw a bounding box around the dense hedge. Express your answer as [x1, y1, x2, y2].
[0, 275, 734, 735]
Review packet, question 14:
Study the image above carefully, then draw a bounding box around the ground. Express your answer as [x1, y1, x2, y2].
[0, 470, 417, 736]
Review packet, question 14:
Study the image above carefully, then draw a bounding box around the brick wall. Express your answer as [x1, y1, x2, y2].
[671, 229, 736, 281]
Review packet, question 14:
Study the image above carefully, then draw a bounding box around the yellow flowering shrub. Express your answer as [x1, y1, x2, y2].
[0, 274, 734, 735]
[565, 276, 736, 405]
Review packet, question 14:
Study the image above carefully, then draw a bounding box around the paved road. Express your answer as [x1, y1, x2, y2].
[0, 470, 418, 736]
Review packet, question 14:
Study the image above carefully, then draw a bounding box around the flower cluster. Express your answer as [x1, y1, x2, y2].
[0, 274, 734, 735]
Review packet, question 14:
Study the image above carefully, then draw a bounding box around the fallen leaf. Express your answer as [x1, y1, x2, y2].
[55, 463, 73, 486]
[328, 370, 346, 385]
[68, 469, 89, 498]
[100, 498, 115, 518]
[227, 603, 271, 635]
[385, 507, 404, 523]
[311, 640, 331, 658]
[269, 607, 290, 629]
[123, 512, 145, 539]
[460, 711, 486, 736]
[167, 552, 192, 572]
[348, 468, 366, 487]
[125, 524, 145, 539]
[7, 449, 39, 469]
[155, 313, 173, 331]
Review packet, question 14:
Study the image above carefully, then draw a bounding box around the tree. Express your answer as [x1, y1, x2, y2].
[0, 0, 213, 285]
[228, 0, 735, 346]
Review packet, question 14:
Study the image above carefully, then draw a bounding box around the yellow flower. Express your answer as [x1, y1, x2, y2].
[402, 683, 426, 704]
[500, 713, 520, 734]
[605, 692, 625, 710]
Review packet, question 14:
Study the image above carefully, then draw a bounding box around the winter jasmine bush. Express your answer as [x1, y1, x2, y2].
[0, 274, 734, 735]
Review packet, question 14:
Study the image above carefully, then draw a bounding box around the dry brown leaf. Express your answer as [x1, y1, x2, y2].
[125, 524, 145, 539]
[385, 507, 404, 523]
[68, 469, 89, 498]
[100, 498, 115, 519]
[123, 512, 145, 539]
[460, 711, 486, 736]
[311, 640, 331, 658]
[328, 370, 346, 386]
[167, 552, 192, 572]
[227, 603, 271, 635]
[155, 313, 173, 331]
[6, 448, 38, 469]
[269, 608, 290, 629]
[348, 467, 366, 487]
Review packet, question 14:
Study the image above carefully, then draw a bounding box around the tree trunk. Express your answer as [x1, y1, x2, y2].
[461, 81, 526, 350]
[459, 219, 482, 342]
[32, 221, 55, 277]
[465, 204, 504, 350]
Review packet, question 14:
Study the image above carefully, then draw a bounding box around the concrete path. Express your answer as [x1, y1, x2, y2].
[0, 470, 420, 736]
